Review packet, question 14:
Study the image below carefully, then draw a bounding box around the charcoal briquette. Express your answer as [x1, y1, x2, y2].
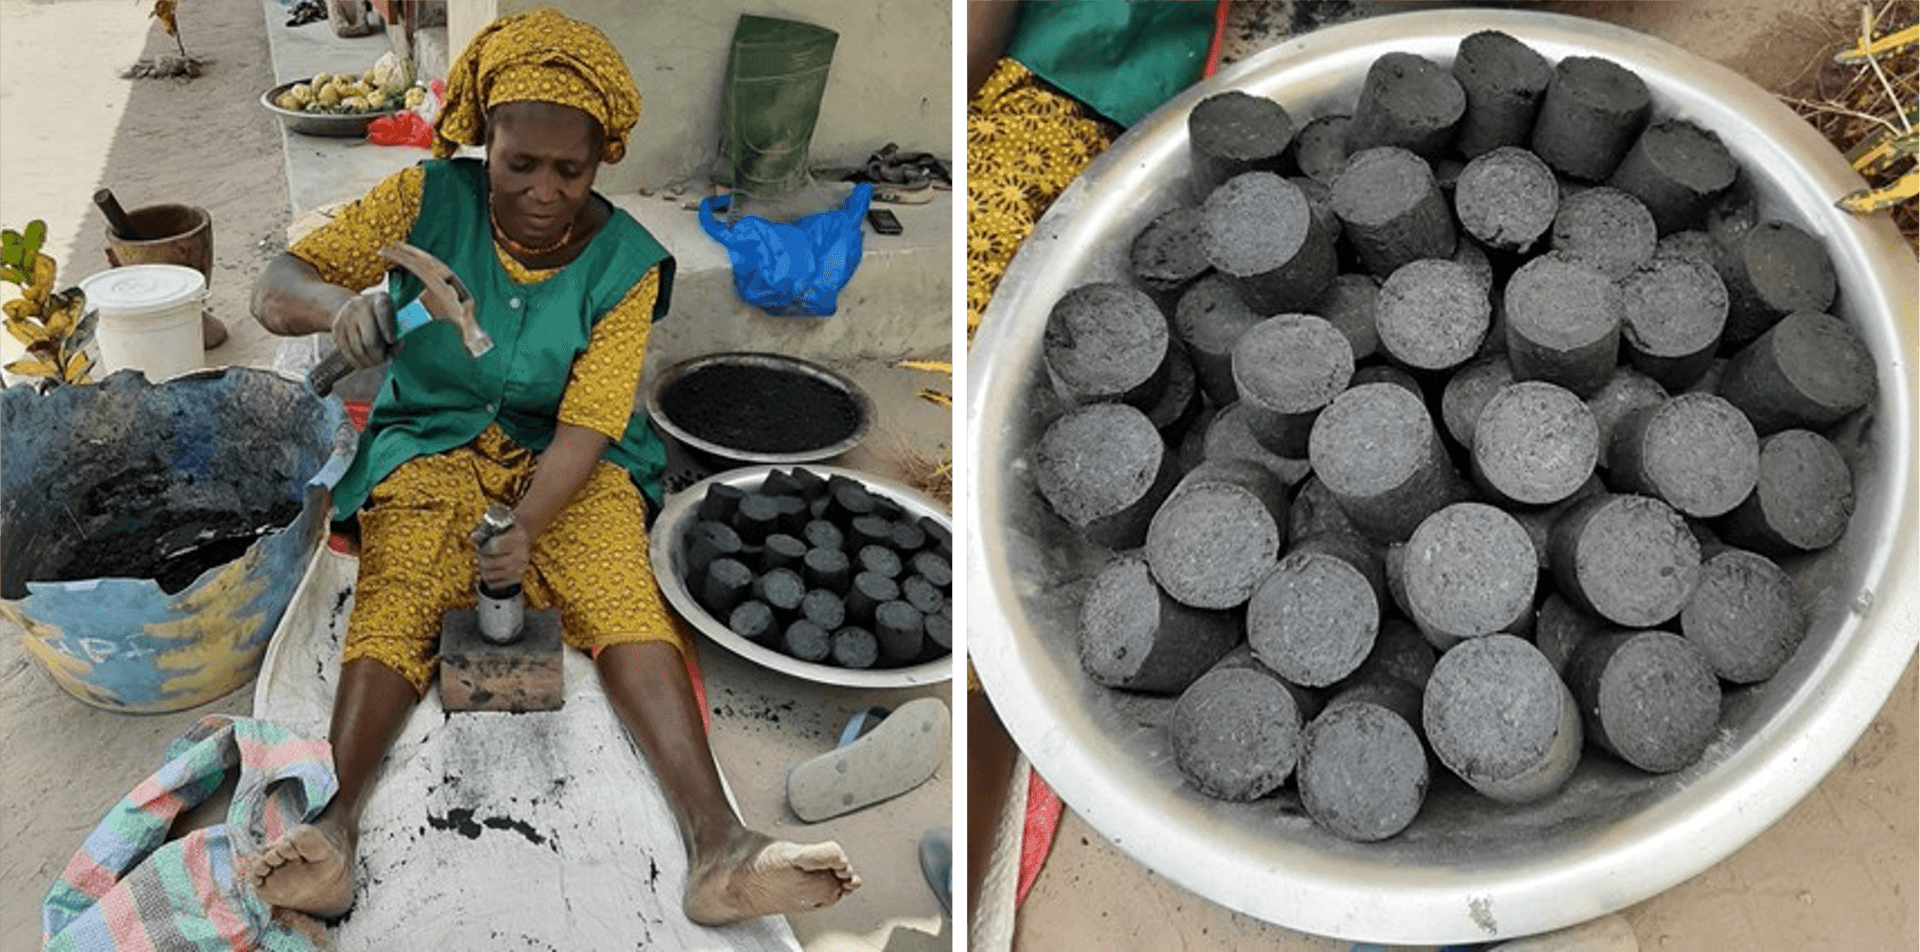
[1376, 259, 1490, 371]
[1440, 355, 1515, 449]
[782, 619, 832, 663]
[1608, 118, 1738, 234]
[802, 519, 844, 551]
[1620, 253, 1728, 390]
[1291, 113, 1353, 185]
[685, 521, 744, 585]
[1401, 502, 1537, 644]
[1307, 273, 1382, 362]
[874, 600, 925, 665]
[700, 557, 753, 616]
[1245, 534, 1384, 688]
[1718, 428, 1854, 555]
[759, 533, 808, 573]
[1530, 55, 1652, 182]
[1471, 380, 1599, 507]
[1608, 393, 1759, 518]
[1079, 554, 1239, 694]
[697, 482, 745, 525]
[1454, 146, 1557, 254]
[731, 492, 780, 544]
[1331, 146, 1457, 277]
[751, 567, 806, 615]
[1503, 253, 1623, 398]
[1201, 172, 1338, 313]
[1169, 666, 1303, 801]
[909, 550, 951, 589]
[1174, 273, 1265, 406]
[830, 626, 878, 669]
[1344, 52, 1464, 158]
[849, 514, 894, 551]
[846, 571, 900, 625]
[800, 588, 846, 633]
[1033, 402, 1177, 549]
[901, 574, 945, 616]
[1130, 206, 1213, 309]
[1308, 382, 1471, 543]
[1717, 220, 1838, 349]
[1566, 629, 1721, 774]
[1144, 460, 1289, 610]
[1188, 91, 1295, 199]
[1423, 634, 1582, 804]
[1451, 30, 1552, 158]
[1043, 282, 1171, 409]
[1298, 677, 1429, 841]
[727, 600, 776, 644]
[1716, 310, 1876, 435]
[1550, 186, 1657, 281]
[802, 546, 851, 592]
[1680, 548, 1807, 684]
[1200, 402, 1313, 488]
[1584, 366, 1669, 468]
[1231, 314, 1355, 458]
[1549, 493, 1701, 628]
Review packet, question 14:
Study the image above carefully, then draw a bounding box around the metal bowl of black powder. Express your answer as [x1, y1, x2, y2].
[649, 353, 874, 467]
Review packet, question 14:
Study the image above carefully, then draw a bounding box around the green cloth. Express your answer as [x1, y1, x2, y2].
[330, 158, 675, 517]
[1005, 0, 1217, 128]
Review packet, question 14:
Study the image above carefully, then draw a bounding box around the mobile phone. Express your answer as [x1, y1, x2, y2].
[866, 208, 903, 236]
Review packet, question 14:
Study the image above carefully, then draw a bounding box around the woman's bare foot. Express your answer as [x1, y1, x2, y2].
[246, 816, 356, 917]
[683, 829, 861, 925]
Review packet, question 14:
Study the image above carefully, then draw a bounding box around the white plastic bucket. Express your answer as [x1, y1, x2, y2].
[79, 264, 206, 381]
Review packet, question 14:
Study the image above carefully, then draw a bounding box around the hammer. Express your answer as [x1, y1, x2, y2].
[438, 504, 565, 713]
[307, 242, 493, 397]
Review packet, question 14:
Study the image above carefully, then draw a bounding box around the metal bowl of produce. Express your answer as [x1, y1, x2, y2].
[653, 464, 952, 689]
[966, 9, 1917, 944]
[647, 352, 876, 468]
[260, 78, 401, 137]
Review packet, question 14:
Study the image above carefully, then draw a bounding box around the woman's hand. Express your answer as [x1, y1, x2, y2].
[475, 522, 533, 591]
[331, 291, 398, 369]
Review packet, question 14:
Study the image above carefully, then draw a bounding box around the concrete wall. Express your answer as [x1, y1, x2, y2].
[448, 0, 953, 195]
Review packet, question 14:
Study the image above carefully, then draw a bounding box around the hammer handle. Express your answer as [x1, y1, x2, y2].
[307, 347, 357, 397]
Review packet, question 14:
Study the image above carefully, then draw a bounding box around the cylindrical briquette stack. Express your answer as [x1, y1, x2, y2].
[1021, 31, 1874, 845]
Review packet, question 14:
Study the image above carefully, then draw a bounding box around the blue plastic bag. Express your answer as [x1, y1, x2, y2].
[698, 182, 872, 317]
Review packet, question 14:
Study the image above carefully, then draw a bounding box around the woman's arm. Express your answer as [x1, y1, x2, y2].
[969, 1, 1023, 97]
[251, 253, 359, 337]
[476, 423, 610, 589]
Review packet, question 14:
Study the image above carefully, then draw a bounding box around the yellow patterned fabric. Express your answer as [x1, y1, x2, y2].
[344, 425, 684, 694]
[966, 58, 1117, 338]
[434, 8, 642, 163]
[287, 165, 658, 438]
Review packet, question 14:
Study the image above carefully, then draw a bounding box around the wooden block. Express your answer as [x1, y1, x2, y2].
[1331, 146, 1457, 277]
[1530, 56, 1652, 182]
[439, 608, 564, 713]
[1716, 310, 1875, 435]
[1423, 634, 1582, 804]
[1472, 381, 1599, 506]
[1401, 502, 1537, 645]
[1044, 281, 1170, 407]
[1503, 254, 1622, 398]
[1144, 460, 1289, 610]
[1377, 259, 1490, 371]
[1549, 493, 1701, 627]
[1608, 118, 1738, 234]
[1681, 548, 1807, 684]
[1345, 52, 1465, 158]
[1188, 90, 1294, 199]
[1202, 172, 1338, 314]
[1452, 30, 1552, 158]
[1620, 253, 1728, 390]
[1566, 629, 1721, 774]
[1079, 554, 1239, 695]
[1718, 429, 1854, 555]
[1170, 666, 1303, 801]
[1609, 393, 1759, 518]
[1455, 146, 1557, 254]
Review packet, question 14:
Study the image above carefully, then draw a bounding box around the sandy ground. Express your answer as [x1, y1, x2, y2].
[0, 3, 287, 947]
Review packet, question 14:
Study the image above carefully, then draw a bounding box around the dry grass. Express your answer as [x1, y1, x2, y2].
[1781, 1, 1918, 247]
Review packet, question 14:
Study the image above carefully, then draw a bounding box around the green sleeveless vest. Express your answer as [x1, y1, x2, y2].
[329, 159, 676, 518]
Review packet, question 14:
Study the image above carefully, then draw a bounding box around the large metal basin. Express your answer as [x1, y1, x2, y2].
[966, 10, 1917, 944]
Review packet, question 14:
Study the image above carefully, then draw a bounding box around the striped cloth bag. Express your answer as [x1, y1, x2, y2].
[42, 715, 337, 951]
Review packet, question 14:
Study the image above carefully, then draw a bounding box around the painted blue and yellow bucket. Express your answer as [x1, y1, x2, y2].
[1, 366, 354, 713]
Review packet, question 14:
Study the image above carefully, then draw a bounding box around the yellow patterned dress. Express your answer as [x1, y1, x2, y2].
[965, 58, 1119, 339]
[292, 166, 684, 694]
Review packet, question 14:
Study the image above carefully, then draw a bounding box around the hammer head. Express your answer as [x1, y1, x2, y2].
[379, 242, 494, 358]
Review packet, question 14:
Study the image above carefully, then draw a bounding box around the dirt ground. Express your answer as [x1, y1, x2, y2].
[1, 4, 312, 946]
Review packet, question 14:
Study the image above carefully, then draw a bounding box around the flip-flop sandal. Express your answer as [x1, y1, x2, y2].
[919, 826, 952, 918]
[786, 696, 950, 822]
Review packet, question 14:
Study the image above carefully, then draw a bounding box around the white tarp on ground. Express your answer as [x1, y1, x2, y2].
[253, 548, 801, 952]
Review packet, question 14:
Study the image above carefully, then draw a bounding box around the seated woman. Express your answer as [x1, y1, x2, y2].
[246, 10, 858, 924]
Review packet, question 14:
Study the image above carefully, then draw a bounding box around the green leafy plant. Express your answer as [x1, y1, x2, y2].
[3, 220, 97, 386]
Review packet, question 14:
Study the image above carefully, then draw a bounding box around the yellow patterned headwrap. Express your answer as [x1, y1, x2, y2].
[433, 8, 642, 164]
